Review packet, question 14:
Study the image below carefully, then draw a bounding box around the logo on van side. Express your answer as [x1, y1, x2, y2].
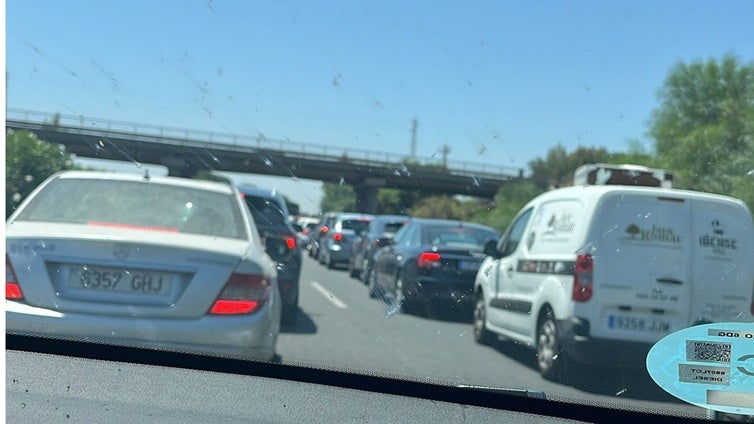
[699, 219, 737, 255]
[624, 224, 681, 245]
[544, 212, 575, 234]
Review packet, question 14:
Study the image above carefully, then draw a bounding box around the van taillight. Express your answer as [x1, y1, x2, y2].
[418, 252, 441, 268]
[333, 233, 343, 242]
[6, 256, 24, 300]
[573, 254, 593, 302]
[209, 273, 270, 315]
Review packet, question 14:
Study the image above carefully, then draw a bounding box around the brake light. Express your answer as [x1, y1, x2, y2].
[6, 256, 23, 300]
[285, 237, 297, 249]
[209, 273, 270, 315]
[572, 254, 593, 302]
[333, 233, 343, 242]
[321, 226, 329, 234]
[418, 252, 441, 268]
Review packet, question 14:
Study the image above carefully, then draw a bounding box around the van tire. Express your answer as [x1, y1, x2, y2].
[536, 308, 568, 382]
[473, 292, 494, 345]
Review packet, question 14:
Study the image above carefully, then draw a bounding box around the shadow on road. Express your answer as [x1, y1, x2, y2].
[414, 303, 473, 323]
[279, 308, 318, 334]
[484, 339, 681, 403]
[565, 365, 679, 403]
[371, 290, 474, 324]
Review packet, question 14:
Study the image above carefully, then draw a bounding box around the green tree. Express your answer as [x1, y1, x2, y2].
[528, 144, 612, 189]
[320, 182, 356, 212]
[650, 54, 754, 209]
[377, 188, 425, 215]
[409, 195, 469, 220]
[6, 130, 75, 217]
[607, 139, 663, 168]
[472, 182, 544, 232]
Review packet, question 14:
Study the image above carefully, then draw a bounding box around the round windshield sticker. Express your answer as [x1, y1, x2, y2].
[646, 322, 754, 416]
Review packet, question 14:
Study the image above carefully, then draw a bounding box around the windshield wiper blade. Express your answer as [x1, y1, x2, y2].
[456, 384, 547, 400]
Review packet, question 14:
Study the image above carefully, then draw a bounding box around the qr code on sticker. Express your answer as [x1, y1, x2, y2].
[686, 340, 731, 363]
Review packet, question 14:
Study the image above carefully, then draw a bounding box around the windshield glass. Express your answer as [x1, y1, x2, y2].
[16, 178, 247, 239]
[424, 225, 498, 248]
[339, 219, 371, 233]
[383, 222, 405, 235]
[243, 196, 288, 229]
[6, 1, 754, 422]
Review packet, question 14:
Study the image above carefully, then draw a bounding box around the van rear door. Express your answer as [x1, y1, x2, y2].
[586, 192, 692, 343]
[690, 198, 754, 323]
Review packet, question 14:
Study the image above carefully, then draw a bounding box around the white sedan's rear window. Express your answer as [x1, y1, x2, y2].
[16, 179, 248, 240]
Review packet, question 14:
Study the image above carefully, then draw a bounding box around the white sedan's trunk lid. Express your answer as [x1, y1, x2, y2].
[7, 222, 261, 319]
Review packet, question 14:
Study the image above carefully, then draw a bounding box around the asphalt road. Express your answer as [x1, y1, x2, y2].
[277, 255, 710, 419]
[6, 254, 712, 422]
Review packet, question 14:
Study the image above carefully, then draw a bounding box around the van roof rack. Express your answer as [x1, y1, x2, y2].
[573, 163, 673, 188]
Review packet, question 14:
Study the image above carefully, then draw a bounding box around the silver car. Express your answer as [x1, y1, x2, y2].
[6, 171, 281, 361]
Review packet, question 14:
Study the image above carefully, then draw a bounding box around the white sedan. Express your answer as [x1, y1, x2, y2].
[6, 171, 281, 361]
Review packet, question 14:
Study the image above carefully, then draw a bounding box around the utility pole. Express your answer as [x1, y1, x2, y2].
[410, 117, 418, 160]
[440, 144, 451, 167]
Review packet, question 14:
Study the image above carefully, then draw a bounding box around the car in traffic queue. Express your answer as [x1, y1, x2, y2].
[317, 212, 374, 269]
[369, 218, 500, 315]
[6, 171, 281, 361]
[237, 186, 302, 324]
[293, 216, 320, 252]
[348, 214, 410, 281]
[308, 211, 338, 260]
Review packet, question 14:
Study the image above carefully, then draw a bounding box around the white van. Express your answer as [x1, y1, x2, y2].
[472, 183, 754, 381]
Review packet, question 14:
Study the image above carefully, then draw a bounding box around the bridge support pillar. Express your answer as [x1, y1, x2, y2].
[353, 178, 384, 214]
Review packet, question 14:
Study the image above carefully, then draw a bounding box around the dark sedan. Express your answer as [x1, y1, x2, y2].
[348, 214, 410, 281]
[238, 186, 302, 324]
[369, 219, 500, 315]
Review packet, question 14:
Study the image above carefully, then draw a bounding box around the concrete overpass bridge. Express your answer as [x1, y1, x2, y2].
[6, 109, 524, 214]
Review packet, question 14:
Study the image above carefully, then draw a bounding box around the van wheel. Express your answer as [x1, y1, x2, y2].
[348, 261, 360, 278]
[536, 308, 567, 382]
[473, 292, 494, 345]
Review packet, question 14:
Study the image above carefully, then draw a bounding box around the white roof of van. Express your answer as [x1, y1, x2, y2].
[529, 185, 749, 210]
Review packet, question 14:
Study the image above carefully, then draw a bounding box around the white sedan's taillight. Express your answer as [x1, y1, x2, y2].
[6, 255, 24, 300]
[209, 273, 270, 315]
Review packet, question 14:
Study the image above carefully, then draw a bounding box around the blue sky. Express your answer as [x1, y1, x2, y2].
[6, 1, 754, 213]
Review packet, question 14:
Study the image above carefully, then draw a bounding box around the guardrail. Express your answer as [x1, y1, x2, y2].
[6, 108, 524, 179]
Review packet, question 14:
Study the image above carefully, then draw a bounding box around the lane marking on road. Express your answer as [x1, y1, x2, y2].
[310, 281, 348, 309]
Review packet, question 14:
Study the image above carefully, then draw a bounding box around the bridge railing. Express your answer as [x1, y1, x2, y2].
[6, 108, 524, 179]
